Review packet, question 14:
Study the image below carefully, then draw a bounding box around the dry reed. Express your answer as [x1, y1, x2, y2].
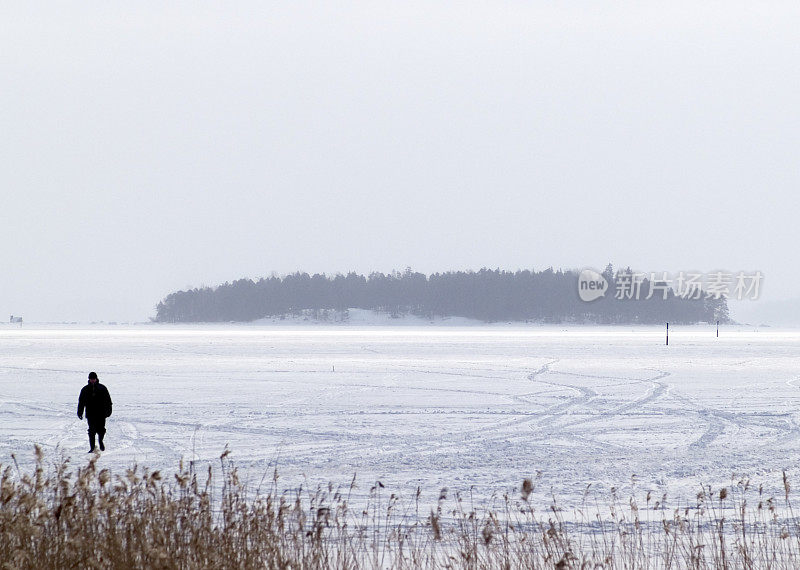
[2, 447, 800, 569]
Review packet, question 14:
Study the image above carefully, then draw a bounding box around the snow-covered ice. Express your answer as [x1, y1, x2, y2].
[1, 323, 799, 508]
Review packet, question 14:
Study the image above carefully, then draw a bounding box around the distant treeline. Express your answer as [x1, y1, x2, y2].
[154, 266, 729, 324]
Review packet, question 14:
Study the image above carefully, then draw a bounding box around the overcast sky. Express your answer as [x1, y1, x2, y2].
[2, 2, 799, 322]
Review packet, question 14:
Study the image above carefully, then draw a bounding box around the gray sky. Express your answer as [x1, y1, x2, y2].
[2, 2, 799, 322]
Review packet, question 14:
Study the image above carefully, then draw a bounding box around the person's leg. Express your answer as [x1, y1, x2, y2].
[97, 418, 107, 451]
[87, 421, 96, 452]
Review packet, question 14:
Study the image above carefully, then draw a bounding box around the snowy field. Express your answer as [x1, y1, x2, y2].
[2, 323, 800, 509]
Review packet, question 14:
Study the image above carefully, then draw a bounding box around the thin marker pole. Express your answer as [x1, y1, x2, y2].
[716, 320, 719, 338]
[666, 322, 669, 346]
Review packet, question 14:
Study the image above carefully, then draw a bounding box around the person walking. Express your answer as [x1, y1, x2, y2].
[77, 371, 113, 452]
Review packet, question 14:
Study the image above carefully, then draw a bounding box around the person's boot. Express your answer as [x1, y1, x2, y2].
[88, 432, 96, 453]
[98, 433, 105, 451]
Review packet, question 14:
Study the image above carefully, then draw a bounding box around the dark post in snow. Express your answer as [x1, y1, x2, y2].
[666, 322, 669, 346]
[716, 320, 719, 338]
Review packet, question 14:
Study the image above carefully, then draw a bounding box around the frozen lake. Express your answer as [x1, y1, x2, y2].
[2, 324, 799, 507]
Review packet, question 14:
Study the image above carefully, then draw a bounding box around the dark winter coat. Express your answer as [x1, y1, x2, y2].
[77, 381, 113, 420]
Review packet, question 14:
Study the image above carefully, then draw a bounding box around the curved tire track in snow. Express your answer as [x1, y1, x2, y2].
[546, 369, 671, 431]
